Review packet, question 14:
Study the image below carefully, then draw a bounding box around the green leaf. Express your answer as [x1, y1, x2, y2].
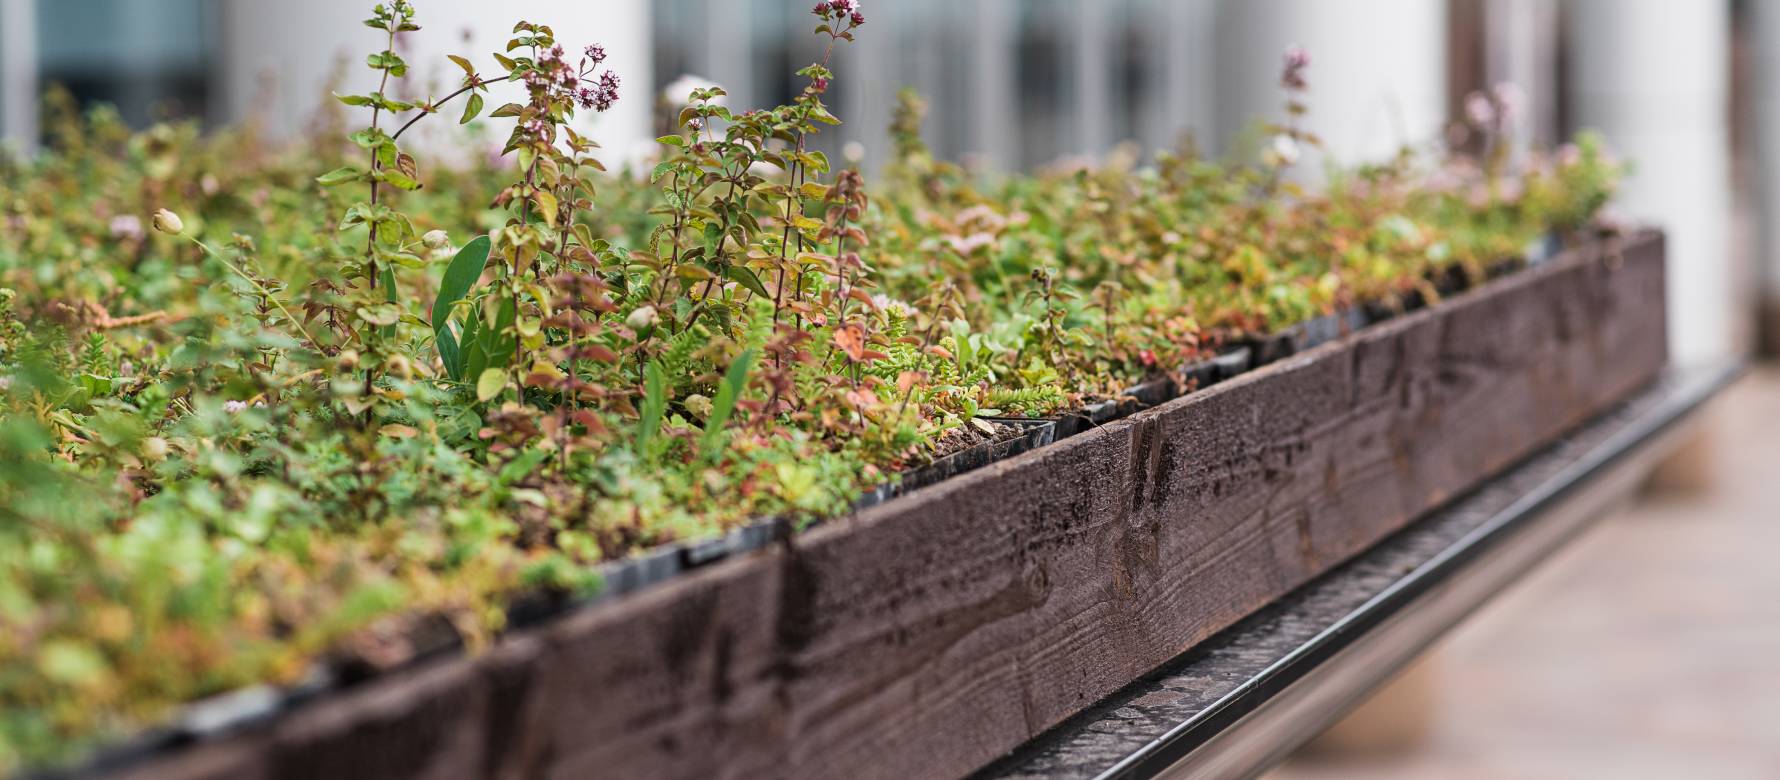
[532, 190, 559, 227]
[497, 447, 551, 486]
[79, 373, 113, 397]
[699, 348, 756, 463]
[356, 303, 400, 326]
[461, 295, 514, 381]
[701, 221, 722, 257]
[476, 368, 506, 402]
[674, 264, 715, 281]
[436, 327, 460, 380]
[636, 360, 667, 461]
[348, 127, 389, 149]
[657, 135, 685, 147]
[316, 166, 363, 186]
[486, 296, 518, 367]
[432, 235, 491, 330]
[460, 314, 486, 378]
[447, 54, 476, 77]
[380, 264, 399, 339]
[460, 92, 484, 124]
[379, 169, 422, 191]
[726, 266, 770, 299]
[366, 51, 409, 76]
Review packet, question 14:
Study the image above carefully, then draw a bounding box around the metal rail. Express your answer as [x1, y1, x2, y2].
[975, 362, 1743, 780]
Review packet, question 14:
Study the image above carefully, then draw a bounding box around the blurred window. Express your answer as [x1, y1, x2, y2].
[35, 0, 214, 126]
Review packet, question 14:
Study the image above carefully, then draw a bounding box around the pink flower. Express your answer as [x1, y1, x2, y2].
[813, 0, 864, 25]
[576, 70, 620, 112]
[943, 232, 996, 256]
[1492, 82, 1524, 126]
[1280, 45, 1310, 90]
[109, 214, 144, 241]
[1465, 91, 1495, 127]
[584, 44, 607, 64]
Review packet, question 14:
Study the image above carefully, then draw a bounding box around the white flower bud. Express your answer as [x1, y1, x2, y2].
[663, 74, 725, 107]
[684, 394, 713, 419]
[423, 229, 450, 248]
[1264, 134, 1300, 167]
[151, 209, 184, 235]
[626, 305, 659, 330]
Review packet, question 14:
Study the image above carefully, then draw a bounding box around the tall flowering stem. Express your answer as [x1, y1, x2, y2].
[776, 2, 865, 332]
[1262, 45, 1316, 184]
[316, 0, 427, 417]
[476, 24, 621, 403]
[1462, 82, 1523, 201]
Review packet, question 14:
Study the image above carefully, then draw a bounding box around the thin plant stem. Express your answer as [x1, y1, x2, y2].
[183, 235, 318, 347]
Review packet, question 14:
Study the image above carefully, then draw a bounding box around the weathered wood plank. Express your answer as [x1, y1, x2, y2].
[114, 232, 1667, 780]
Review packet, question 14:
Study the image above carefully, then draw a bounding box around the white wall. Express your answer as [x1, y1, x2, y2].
[0, 0, 35, 153]
[1213, 0, 1447, 170]
[1567, 0, 1731, 363]
[1751, 0, 1780, 331]
[219, 0, 651, 161]
[1156, 0, 1220, 155]
[1485, 0, 1560, 153]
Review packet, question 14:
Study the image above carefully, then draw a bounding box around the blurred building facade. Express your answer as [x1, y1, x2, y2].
[0, 0, 1757, 363]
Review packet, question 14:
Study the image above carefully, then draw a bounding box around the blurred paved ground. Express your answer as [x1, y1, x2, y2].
[1272, 367, 1780, 779]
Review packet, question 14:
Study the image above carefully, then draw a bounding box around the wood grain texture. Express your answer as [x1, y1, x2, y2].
[112, 232, 1668, 780]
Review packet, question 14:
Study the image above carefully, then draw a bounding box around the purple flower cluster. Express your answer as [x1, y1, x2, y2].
[1280, 45, 1310, 91]
[523, 39, 621, 114]
[812, 0, 865, 26]
[579, 71, 621, 112]
[1464, 82, 1524, 133]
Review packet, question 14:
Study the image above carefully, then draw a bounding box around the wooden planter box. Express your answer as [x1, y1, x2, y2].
[105, 231, 1667, 780]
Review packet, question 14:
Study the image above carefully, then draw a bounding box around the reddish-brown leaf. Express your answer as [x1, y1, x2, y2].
[833, 323, 867, 361]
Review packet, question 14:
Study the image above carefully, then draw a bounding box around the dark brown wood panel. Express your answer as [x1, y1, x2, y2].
[115, 232, 1667, 780]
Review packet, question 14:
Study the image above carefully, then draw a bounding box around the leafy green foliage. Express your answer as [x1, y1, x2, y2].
[432, 234, 492, 380]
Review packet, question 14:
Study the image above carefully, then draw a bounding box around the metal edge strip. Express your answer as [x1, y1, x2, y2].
[1095, 361, 1744, 780]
